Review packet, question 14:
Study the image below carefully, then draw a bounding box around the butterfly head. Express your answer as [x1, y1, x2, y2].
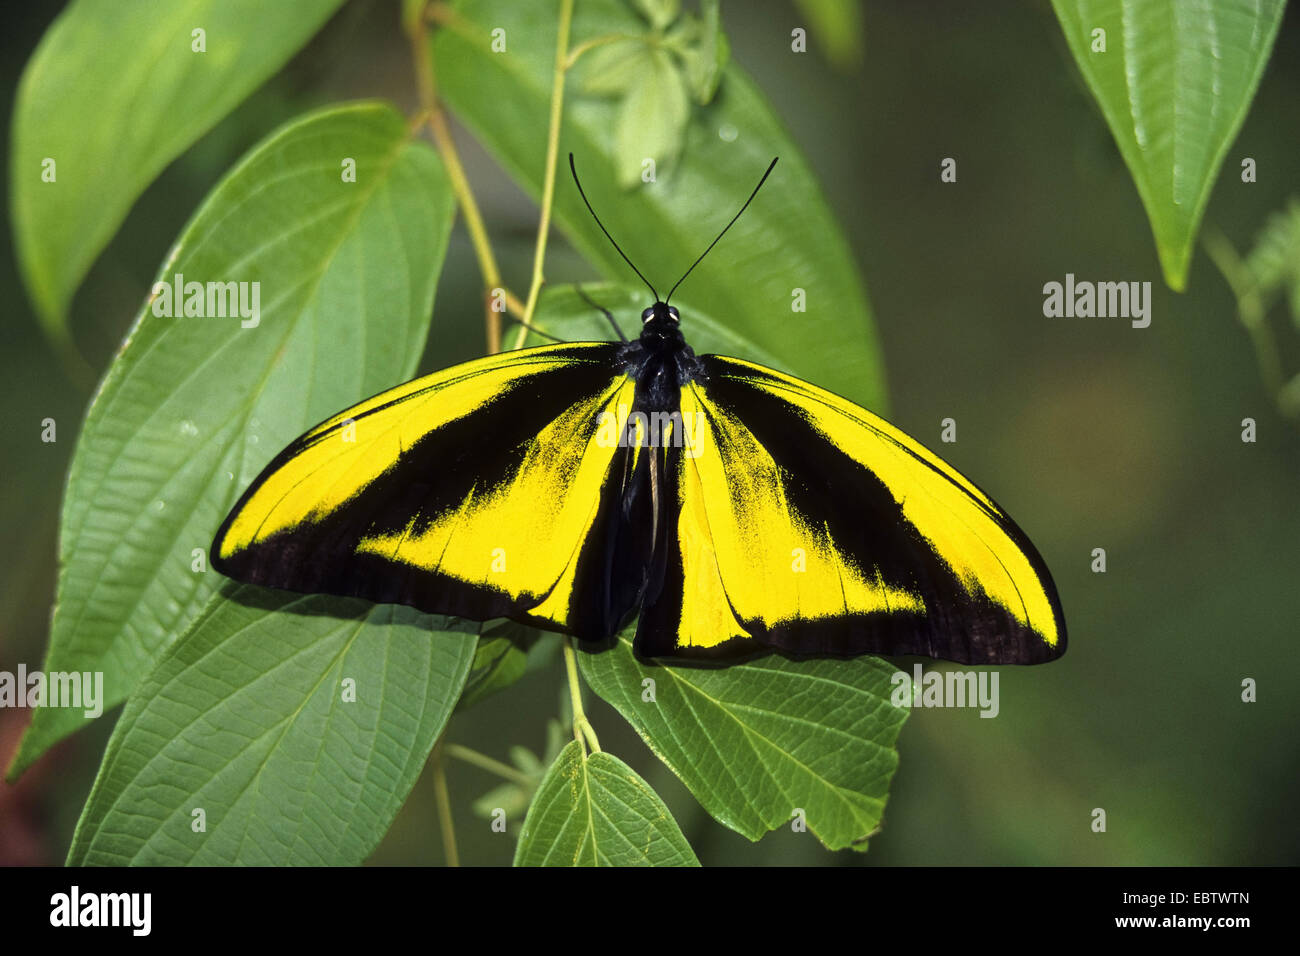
[638, 301, 685, 350]
[641, 302, 680, 326]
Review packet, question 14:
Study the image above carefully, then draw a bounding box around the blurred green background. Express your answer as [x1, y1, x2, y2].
[2, 0, 1297, 866]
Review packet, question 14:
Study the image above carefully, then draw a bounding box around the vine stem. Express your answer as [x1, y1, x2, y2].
[443, 743, 532, 786]
[431, 740, 460, 867]
[564, 637, 602, 754]
[515, 0, 577, 350]
[406, 2, 512, 352]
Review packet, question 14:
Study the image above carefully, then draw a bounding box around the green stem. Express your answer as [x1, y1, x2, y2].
[563, 637, 601, 754]
[1204, 229, 1288, 413]
[431, 741, 459, 867]
[443, 743, 532, 786]
[515, 0, 577, 350]
[565, 32, 641, 70]
[407, 1, 512, 353]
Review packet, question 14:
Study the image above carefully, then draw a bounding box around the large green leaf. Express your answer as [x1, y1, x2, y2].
[11, 0, 348, 340]
[1050, 0, 1286, 291]
[9, 103, 454, 778]
[434, 0, 887, 411]
[514, 740, 699, 866]
[68, 589, 476, 865]
[581, 635, 907, 851]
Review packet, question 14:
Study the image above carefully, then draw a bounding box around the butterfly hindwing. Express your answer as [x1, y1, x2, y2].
[636, 354, 1066, 664]
[212, 343, 652, 635]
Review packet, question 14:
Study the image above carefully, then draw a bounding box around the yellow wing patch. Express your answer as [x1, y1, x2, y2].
[673, 384, 926, 650]
[701, 357, 1061, 652]
[218, 347, 596, 558]
[357, 377, 637, 622]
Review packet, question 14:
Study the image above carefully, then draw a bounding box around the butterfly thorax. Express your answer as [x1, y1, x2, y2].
[618, 303, 704, 412]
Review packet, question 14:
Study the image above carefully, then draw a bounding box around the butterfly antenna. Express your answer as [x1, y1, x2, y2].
[505, 315, 566, 343]
[569, 154, 658, 301]
[665, 157, 779, 305]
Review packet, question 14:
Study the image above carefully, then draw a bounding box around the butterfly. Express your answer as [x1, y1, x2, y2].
[212, 155, 1066, 665]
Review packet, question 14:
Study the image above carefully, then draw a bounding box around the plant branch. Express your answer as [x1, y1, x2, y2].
[565, 32, 641, 70]
[515, 0, 577, 350]
[444, 743, 532, 786]
[407, 2, 509, 353]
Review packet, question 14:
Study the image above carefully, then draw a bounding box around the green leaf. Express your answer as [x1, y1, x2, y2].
[456, 620, 543, 712]
[792, 0, 865, 71]
[675, 0, 729, 104]
[615, 48, 691, 187]
[633, 0, 680, 31]
[68, 589, 476, 865]
[580, 634, 907, 851]
[514, 740, 699, 866]
[434, 0, 887, 412]
[10, 0, 347, 341]
[580, 39, 654, 97]
[9, 102, 455, 779]
[1050, 0, 1286, 291]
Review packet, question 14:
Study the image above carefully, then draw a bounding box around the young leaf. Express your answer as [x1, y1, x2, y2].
[9, 103, 455, 779]
[432, 0, 888, 412]
[633, 0, 681, 32]
[68, 589, 476, 865]
[673, 0, 729, 104]
[11, 0, 347, 341]
[514, 740, 699, 866]
[580, 634, 907, 851]
[1050, 0, 1286, 291]
[579, 39, 654, 97]
[615, 47, 691, 187]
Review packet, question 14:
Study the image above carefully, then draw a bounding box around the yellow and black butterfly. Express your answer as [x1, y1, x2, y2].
[212, 155, 1066, 665]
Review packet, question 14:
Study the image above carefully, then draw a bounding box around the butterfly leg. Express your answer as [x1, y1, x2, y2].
[575, 284, 628, 343]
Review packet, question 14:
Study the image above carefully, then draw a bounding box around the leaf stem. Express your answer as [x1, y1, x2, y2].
[407, 2, 509, 353]
[516, 0, 577, 350]
[564, 32, 641, 70]
[431, 740, 460, 867]
[563, 637, 601, 754]
[1203, 228, 1290, 417]
[443, 743, 532, 786]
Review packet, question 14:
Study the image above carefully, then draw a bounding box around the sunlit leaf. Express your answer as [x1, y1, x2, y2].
[11, 0, 347, 340]
[581, 634, 906, 851]
[9, 103, 454, 778]
[68, 590, 476, 865]
[1050, 0, 1285, 290]
[514, 740, 699, 866]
